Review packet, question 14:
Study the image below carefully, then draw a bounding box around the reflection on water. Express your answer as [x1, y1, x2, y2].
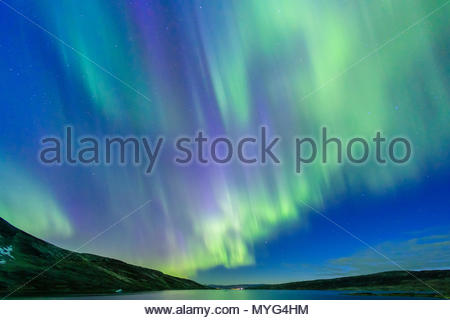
[66, 290, 436, 300]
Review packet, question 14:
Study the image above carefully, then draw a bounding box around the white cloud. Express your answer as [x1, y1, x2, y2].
[325, 234, 450, 276]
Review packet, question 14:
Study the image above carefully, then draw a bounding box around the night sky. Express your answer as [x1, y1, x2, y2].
[0, 0, 449, 285]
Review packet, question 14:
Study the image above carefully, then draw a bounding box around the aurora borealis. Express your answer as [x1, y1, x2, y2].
[0, 0, 449, 284]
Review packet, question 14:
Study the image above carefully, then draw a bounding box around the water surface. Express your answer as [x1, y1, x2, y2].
[68, 290, 437, 300]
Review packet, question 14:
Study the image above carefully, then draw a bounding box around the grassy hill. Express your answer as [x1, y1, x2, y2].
[0, 218, 206, 297]
[250, 270, 450, 298]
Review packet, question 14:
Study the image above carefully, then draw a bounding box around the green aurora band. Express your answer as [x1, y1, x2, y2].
[0, 0, 448, 277]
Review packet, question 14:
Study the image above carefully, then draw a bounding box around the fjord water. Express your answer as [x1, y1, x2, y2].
[72, 290, 434, 300]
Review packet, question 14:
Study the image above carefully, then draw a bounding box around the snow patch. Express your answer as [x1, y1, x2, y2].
[0, 245, 15, 260]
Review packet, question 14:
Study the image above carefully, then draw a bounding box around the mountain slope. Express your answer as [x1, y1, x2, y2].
[0, 218, 205, 297]
[250, 270, 450, 298]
